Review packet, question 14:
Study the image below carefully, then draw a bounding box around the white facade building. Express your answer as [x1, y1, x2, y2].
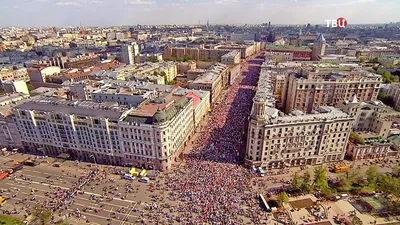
[245, 61, 354, 170]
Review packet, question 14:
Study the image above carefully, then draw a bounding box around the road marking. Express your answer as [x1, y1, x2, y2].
[120, 202, 138, 225]
[67, 207, 138, 223]
[75, 196, 131, 208]
[14, 178, 69, 190]
[82, 190, 136, 204]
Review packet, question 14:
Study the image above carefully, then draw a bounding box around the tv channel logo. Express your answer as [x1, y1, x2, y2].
[325, 17, 348, 29]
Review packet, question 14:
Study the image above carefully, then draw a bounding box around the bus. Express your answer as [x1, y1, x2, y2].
[7, 164, 23, 174]
[334, 165, 349, 173]
[23, 160, 39, 167]
[259, 194, 271, 212]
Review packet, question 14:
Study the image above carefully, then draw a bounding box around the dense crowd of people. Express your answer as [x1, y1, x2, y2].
[166, 55, 268, 224]
[0, 54, 269, 225]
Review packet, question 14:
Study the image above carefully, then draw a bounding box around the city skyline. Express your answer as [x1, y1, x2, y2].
[0, 0, 399, 27]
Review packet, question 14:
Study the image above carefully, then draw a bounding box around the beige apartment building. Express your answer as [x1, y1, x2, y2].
[337, 97, 392, 138]
[347, 133, 397, 161]
[163, 46, 230, 61]
[188, 63, 229, 103]
[245, 63, 354, 170]
[284, 66, 382, 114]
[14, 89, 209, 170]
[221, 50, 241, 65]
[0, 68, 30, 82]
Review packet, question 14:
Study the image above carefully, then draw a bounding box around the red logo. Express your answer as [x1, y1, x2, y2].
[337, 17, 347, 29]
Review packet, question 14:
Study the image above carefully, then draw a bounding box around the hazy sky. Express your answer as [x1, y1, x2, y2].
[0, 0, 399, 27]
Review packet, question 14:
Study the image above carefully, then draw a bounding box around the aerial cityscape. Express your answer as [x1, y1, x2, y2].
[1, 1, 400, 225]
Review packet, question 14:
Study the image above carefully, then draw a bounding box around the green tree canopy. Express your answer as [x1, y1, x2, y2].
[370, 57, 379, 63]
[292, 173, 302, 190]
[314, 166, 329, 192]
[279, 191, 289, 204]
[378, 92, 394, 107]
[301, 171, 313, 193]
[349, 132, 365, 144]
[32, 204, 52, 225]
[366, 166, 379, 188]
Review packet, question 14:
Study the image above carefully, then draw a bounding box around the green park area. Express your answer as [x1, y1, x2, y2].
[0, 214, 24, 225]
[286, 165, 400, 216]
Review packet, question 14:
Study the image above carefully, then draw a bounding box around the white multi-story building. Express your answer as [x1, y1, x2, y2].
[121, 43, 140, 65]
[14, 88, 209, 170]
[245, 62, 354, 170]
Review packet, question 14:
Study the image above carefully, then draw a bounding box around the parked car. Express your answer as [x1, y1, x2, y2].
[139, 177, 150, 183]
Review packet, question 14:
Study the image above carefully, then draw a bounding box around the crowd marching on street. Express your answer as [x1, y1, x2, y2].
[165, 55, 269, 224]
[0, 55, 273, 225]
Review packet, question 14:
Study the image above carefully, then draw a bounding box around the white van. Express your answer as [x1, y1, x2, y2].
[123, 174, 135, 180]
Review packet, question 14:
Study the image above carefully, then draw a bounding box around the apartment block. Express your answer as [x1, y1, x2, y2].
[221, 50, 241, 65]
[0, 68, 30, 82]
[13, 89, 209, 170]
[188, 63, 229, 103]
[284, 66, 382, 114]
[245, 62, 354, 170]
[337, 97, 392, 138]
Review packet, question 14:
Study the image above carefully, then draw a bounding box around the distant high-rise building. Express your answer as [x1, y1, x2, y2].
[121, 43, 140, 65]
[268, 21, 271, 29]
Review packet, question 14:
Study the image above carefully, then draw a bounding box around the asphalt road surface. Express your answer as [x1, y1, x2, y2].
[0, 154, 177, 225]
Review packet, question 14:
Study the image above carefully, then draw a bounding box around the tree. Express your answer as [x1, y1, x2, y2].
[292, 173, 302, 190]
[27, 84, 35, 92]
[392, 166, 400, 178]
[370, 57, 379, 63]
[360, 57, 366, 63]
[279, 191, 289, 204]
[32, 204, 52, 225]
[349, 132, 365, 144]
[378, 92, 394, 107]
[314, 166, 329, 192]
[301, 171, 312, 193]
[366, 166, 379, 188]
[352, 216, 363, 225]
[337, 176, 352, 192]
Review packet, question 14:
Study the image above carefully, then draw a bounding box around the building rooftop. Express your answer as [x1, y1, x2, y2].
[254, 67, 276, 108]
[15, 96, 127, 119]
[192, 63, 228, 84]
[270, 106, 351, 125]
[221, 50, 240, 58]
[265, 45, 312, 52]
[316, 33, 326, 42]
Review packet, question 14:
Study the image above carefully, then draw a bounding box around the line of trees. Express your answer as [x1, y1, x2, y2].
[291, 166, 400, 216]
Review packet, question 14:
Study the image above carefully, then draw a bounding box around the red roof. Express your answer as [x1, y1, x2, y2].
[186, 92, 201, 109]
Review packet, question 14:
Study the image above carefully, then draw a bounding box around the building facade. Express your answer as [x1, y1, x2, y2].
[387, 83, 400, 111]
[347, 133, 397, 161]
[337, 97, 392, 138]
[221, 50, 241, 65]
[188, 63, 229, 103]
[245, 62, 354, 170]
[284, 68, 382, 114]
